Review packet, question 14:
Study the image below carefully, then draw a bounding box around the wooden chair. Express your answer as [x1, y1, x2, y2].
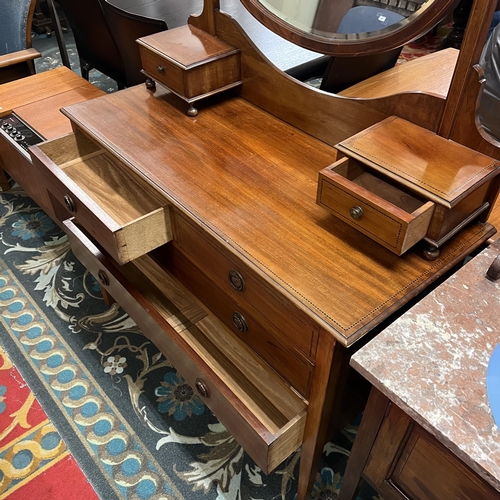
[0, 0, 41, 84]
[98, 0, 168, 87]
[56, 0, 127, 87]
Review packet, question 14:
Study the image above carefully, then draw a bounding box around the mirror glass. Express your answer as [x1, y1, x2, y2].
[257, 0, 426, 37]
[240, 0, 455, 55]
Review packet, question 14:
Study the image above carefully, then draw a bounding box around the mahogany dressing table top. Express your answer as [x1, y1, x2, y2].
[61, 84, 493, 346]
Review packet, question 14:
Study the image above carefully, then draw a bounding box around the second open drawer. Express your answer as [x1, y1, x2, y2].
[63, 219, 307, 474]
[29, 131, 172, 264]
[317, 157, 435, 255]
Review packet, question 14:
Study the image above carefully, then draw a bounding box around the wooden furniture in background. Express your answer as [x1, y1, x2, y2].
[339, 238, 500, 499]
[339, 388, 500, 500]
[98, 0, 168, 87]
[0, 0, 41, 84]
[0, 67, 105, 221]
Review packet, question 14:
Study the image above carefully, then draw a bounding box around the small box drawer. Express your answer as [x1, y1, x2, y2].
[30, 131, 172, 264]
[167, 245, 312, 397]
[317, 157, 435, 255]
[138, 25, 241, 103]
[64, 220, 307, 474]
[174, 212, 319, 362]
[140, 47, 186, 96]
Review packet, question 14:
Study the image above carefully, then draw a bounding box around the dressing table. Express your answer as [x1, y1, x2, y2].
[2, 0, 500, 498]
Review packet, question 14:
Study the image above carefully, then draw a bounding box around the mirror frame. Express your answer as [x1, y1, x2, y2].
[239, 0, 457, 56]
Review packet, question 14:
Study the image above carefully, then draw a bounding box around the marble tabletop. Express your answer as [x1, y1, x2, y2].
[351, 238, 500, 491]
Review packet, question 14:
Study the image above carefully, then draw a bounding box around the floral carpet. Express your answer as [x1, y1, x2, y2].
[0, 184, 382, 499]
[0, 345, 98, 499]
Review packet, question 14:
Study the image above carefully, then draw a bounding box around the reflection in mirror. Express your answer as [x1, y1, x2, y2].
[258, 0, 427, 38]
[479, 18, 500, 143]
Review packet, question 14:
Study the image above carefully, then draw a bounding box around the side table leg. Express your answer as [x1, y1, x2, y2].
[338, 387, 390, 500]
[297, 331, 341, 500]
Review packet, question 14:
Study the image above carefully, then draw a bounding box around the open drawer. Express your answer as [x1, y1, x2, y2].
[29, 131, 171, 264]
[63, 219, 307, 474]
[317, 156, 435, 255]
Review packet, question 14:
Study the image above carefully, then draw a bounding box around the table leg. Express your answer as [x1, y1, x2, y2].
[296, 331, 342, 500]
[338, 387, 390, 500]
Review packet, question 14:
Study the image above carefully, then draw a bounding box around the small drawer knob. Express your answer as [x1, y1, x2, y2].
[232, 312, 248, 333]
[349, 206, 363, 220]
[228, 270, 245, 292]
[156, 65, 165, 73]
[195, 378, 210, 398]
[98, 270, 109, 287]
[64, 194, 76, 213]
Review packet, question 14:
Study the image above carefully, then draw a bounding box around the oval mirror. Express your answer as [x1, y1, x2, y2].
[239, 0, 456, 56]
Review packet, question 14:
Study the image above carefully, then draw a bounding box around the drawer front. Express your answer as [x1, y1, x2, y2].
[318, 174, 405, 247]
[167, 245, 312, 397]
[30, 132, 172, 264]
[139, 46, 186, 96]
[64, 220, 307, 474]
[174, 212, 318, 361]
[317, 161, 434, 254]
[392, 426, 500, 500]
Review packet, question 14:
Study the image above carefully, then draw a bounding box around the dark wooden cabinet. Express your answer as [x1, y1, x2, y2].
[339, 388, 500, 500]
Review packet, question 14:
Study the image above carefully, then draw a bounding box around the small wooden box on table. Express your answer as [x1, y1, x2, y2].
[317, 116, 500, 258]
[137, 25, 241, 116]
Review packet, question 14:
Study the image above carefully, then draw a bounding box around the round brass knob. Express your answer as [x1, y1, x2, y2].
[64, 194, 76, 213]
[228, 270, 245, 292]
[98, 270, 109, 287]
[156, 65, 165, 73]
[232, 312, 248, 333]
[349, 206, 363, 220]
[195, 378, 210, 398]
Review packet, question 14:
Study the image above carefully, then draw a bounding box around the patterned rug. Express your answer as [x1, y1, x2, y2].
[0, 183, 381, 499]
[0, 344, 98, 499]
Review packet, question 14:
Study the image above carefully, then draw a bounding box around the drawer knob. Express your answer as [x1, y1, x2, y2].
[228, 270, 245, 292]
[156, 65, 165, 73]
[98, 270, 109, 287]
[195, 378, 210, 398]
[232, 312, 248, 333]
[64, 194, 76, 213]
[349, 206, 363, 220]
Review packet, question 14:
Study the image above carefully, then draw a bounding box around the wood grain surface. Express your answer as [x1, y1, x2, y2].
[61, 85, 495, 345]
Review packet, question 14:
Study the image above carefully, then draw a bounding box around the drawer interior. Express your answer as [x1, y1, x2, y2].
[37, 132, 167, 226]
[119, 252, 308, 472]
[333, 157, 426, 214]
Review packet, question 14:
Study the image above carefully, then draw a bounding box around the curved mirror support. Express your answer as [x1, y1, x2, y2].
[240, 0, 455, 55]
